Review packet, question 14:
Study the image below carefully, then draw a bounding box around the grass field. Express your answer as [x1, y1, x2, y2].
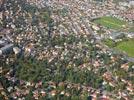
[103, 39, 115, 47]
[93, 16, 127, 30]
[103, 39, 134, 57]
[128, 26, 134, 32]
[115, 39, 134, 57]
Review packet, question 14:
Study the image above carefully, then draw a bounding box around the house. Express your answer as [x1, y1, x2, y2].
[119, 2, 129, 7]
[129, 1, 134, 6]
[13, 47, 21, 55]
[91, 25, 100, 31]
[0, 40, 6, 47]
[0, 44, 13, 55]
[127, 32, 134, 38]
[0, 82, 3, 90]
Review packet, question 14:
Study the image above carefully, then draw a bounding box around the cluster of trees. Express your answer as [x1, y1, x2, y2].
[12, 55, 103, 89]
[24, 86, 90, 100]
[1, 1, 134, 99]
[5, 33, 133, 87]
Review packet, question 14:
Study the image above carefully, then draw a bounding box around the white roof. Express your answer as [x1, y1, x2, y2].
[13, 47, 21, 54]
[0, 40, 5, 44]
[129, 1, 134, 6]
[0, 50, 2, 55]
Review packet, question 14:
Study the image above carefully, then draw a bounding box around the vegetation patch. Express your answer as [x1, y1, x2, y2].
[103, 39, 134, 57]
[128, 26, 134, 33]
[93, 16, 127, 30]
[115, 39, 134, 57]
[102, 39, 116, 47]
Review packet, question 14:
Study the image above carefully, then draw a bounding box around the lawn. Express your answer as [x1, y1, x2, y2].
[128, 26, 134, 33]
[102, 39, 115, 47]
[93, 16, 127, 30]
[115, 39, 134, 57]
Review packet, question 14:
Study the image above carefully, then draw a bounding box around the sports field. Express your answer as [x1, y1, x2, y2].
[93, 16, 127, 30]
[115, 39, 134, 57]
[103, 39, 134, 57]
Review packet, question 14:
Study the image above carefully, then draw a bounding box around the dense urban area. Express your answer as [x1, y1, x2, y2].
[0, 0, 134, 100]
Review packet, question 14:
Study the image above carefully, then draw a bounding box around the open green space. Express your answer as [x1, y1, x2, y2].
[103, 39, 134, 57]
[93, 16, 127, 30]
[128, 26, 134, 33]
[115, 39, 134, 57]
[102, 39, 115, 47]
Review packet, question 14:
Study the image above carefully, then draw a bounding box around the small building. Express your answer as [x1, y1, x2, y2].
[109, 32, 126, 40]
[0, 40, 6, 47]
[0, 44, 14, 55]
[126, 32, 134, 38]
[13, 47, 21, 55]
[129, 1, 134, 6]
[91, 25, 100, 31]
